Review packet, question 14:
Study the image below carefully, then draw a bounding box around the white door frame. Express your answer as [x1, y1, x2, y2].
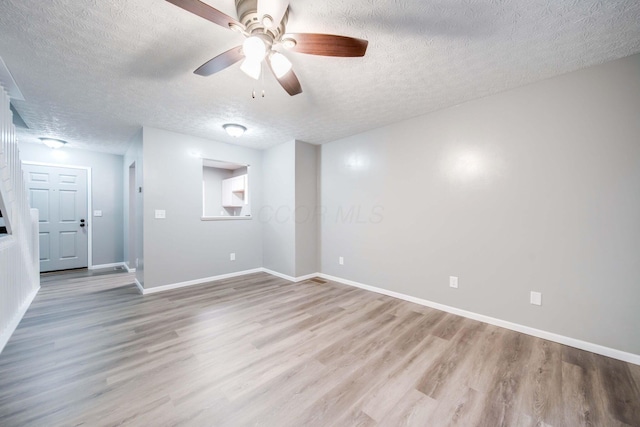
[22, 161, 94, 269]
[127, 161, 136, 272]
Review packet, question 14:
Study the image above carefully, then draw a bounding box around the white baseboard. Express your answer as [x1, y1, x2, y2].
[294, 272, 321, 282]
[139, 268, 264, 295]
[134, 278, 144, 295]
[135, 268, 320, 296]
[260, 268, 319, 283]
[319, 273, 640, 366]
[124, 264, 136, 273]
[0, 286, 39, 354]
[89, 262, 126, 271]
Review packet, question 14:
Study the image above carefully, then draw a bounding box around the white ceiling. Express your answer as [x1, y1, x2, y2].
[1, 0, 639, 154]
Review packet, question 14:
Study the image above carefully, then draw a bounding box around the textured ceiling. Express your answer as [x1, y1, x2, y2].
[1, 0, 639, 154]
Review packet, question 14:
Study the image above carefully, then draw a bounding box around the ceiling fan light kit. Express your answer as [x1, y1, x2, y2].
[242, 36, 268, 62]
[166, 0, 369, 96]
[240, 58, 262, 80]
[269, 52, 292, 78]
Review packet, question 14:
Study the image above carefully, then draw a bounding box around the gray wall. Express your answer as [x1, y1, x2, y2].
[261, 140, 296, 277]
[142, 127, 263, 289]
[320, 54, 640, 355]
[261, 140, 319, 278]
[295, 141, 318, 276]
[18, 142, 124, 266]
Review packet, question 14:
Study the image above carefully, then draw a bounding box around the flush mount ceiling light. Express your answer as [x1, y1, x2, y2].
[39, 138, 67, 149]
[223, 124, 247, 138]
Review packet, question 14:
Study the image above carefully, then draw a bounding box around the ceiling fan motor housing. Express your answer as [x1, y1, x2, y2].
[235, 0, 288, 42]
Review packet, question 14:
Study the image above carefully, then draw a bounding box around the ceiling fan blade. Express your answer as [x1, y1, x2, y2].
[284, 33, 368, 57]
[165, 0, 242, 29]
[258, 0, 289, 28]
[194, 46, 244, 76]
[267, 59, 302, 96]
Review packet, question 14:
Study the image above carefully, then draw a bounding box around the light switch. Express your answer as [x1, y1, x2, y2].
[155, 210, 166, 219]
[93, 210, 103, 217]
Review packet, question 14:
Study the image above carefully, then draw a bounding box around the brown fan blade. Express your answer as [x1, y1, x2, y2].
[166, 0, 241, 29]
[284, 33, 368, 57]
[194, 46, 244, 76]
[267, 59, 302, 96]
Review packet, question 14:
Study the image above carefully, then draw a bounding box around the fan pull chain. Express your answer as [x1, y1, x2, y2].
[250, 63, 266, 99]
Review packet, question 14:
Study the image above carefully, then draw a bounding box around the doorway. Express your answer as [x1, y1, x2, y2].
[128, 162, 136, 271]
[22, 163, 90, 272]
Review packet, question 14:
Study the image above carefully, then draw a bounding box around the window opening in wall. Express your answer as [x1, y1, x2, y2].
[202, 159, 251, 220]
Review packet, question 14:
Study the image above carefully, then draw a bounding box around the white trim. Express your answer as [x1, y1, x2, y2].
[21, 161, 93, 270]
[318, 273, 640, 366]
[124, 263, 136, 273]
[134, 278, 144, 295]
[0, 286, 39, 354]
[261, 268, 296, 282]
[0, 56, 25, 101]
[139, 268, 264, 295]
[89, 262, 126, 271]
[201, 216, 253, 221]
[0, 234, 15, 251]
[294, 273, 321, 282]
[261, 268, 319, 283]
[135, 268, 320, 296]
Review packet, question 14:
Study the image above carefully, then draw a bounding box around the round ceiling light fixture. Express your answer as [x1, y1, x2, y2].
[39, 138, 68, 149]
[223, 123, 247, 138]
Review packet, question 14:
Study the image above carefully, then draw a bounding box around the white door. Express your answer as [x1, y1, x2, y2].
[23, 164, 88, 272]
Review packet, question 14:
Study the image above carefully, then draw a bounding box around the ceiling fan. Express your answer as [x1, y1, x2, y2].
[166, 0, 368, 96]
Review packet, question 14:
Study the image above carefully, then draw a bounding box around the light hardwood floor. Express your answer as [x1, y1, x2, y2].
[0, 269, 639, 426]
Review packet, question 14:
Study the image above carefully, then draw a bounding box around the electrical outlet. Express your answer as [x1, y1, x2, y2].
[93, 210, 103, 217]
[135, 258, 139, 268]
[230, 253, 236, 261]
[154, 209, 166, 219]
[339, 256, 344, 265]
[530, 291, 542, 306]
[449, 276, 458, 288]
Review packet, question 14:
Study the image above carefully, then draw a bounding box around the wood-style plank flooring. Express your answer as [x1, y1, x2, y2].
[0, 269, 639, 426]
